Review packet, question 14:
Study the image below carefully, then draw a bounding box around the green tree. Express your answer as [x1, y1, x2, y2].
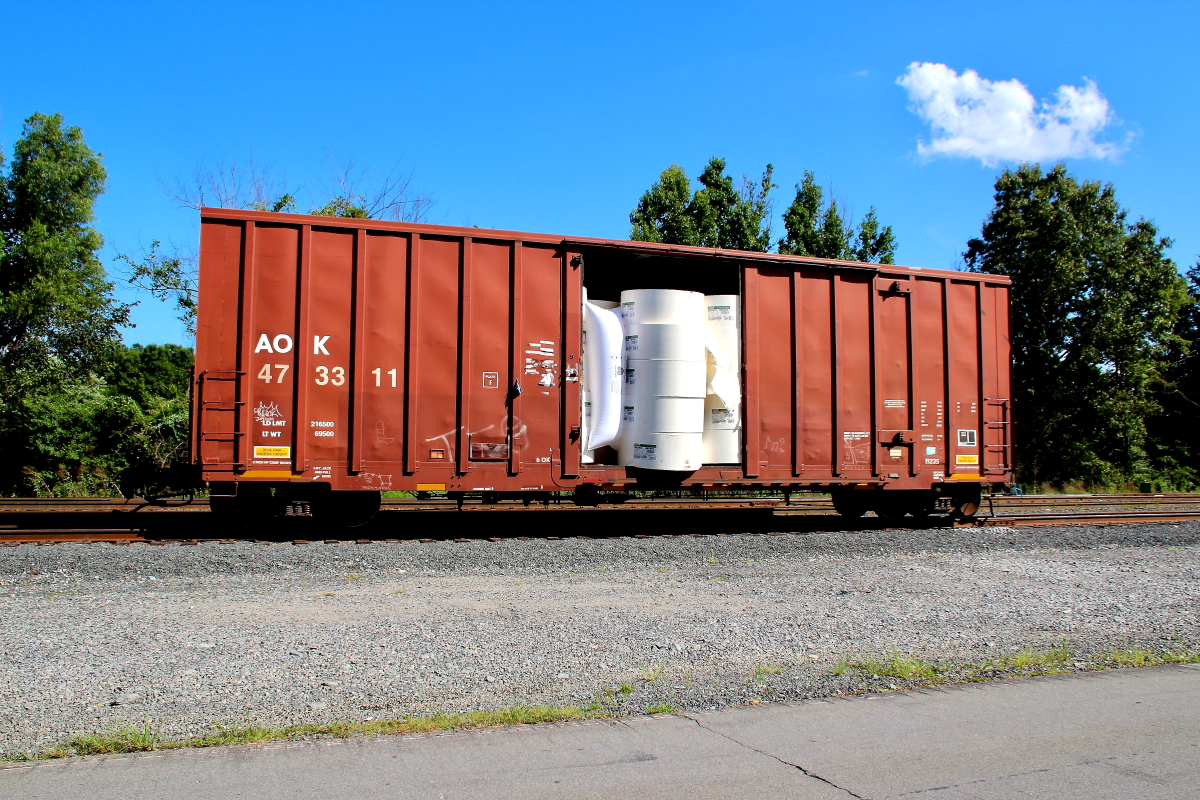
[964, 163, 1189, 488]
[629, 164, 700, 245]
[0, 367, 140, 496]
[0, 112, 127, 375]
[629, 157, 775, 251]
[778, 170, 895, 263]
[1147, 262, 1200, 489]
[102, 343, 193, 409]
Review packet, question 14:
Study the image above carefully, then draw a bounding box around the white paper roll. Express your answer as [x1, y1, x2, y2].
[618, 431, 704, 471]
[581, 390, 593, 464]
[620, 396, 706, 434]
[623, 324, 706, 362]
[701, 428, 740, 464]
[591, 299, 620, 310]
[704, 296, 739, 328]
[582, 301, 625, 451]
[624, 360, 707, 399]
[703, 393, 739, 430]
[703, 294, 742, 465]
[620, 289, 704, 324]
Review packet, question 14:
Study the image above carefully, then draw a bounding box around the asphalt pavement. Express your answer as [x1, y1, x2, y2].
[4, 664, 1197, 799]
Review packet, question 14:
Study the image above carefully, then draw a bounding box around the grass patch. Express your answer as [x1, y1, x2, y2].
[749, 662, 785, 686]
[67, 721, 162, 755]
[831, 641, 1200, 689]
[13, 706, 603, 762]
[1100, 646, 1200, 668]
[852, 647, 937, 681]
[638, 660, 665, 682]
[646, 703, 676, 714]
[587, 682, 636, 714]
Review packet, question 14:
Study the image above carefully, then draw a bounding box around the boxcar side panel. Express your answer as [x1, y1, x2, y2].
[302, 228, 355, 470]
[835, 274, 874, 478]
[795, 270, 835, 479]
[755, 267, 796, 476]
[243, 224, 300, 475]
[875, 281, 912, 478]
[946, 280, 982, 477]
[912, 277, 947, 476]
[981, 282, 1013, 476]
[358, 232, 409, 475]
[513, 244, 566, 482]
[412, 236, 462, 476]
[195, 220, 244, 472]
[464, 239, 515, 475]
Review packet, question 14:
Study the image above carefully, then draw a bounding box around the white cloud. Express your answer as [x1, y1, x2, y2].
[896, 62, 1127, 165]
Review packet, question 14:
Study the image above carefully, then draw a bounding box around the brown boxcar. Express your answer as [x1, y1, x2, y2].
[193, 208, 1013, 522]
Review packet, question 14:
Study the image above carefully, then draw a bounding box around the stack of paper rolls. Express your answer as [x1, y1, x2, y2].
[702, 295, 741, 464]
[617, 289, 706, 470]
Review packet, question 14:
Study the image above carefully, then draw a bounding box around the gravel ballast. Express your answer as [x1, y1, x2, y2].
[1, 521, 1197, 756]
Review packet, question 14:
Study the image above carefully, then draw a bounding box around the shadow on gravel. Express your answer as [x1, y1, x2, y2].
[0, 507, 948, 542]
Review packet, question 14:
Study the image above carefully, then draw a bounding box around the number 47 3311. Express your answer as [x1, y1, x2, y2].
[372, 368, 398, 387]
[257, 364, 289, 383]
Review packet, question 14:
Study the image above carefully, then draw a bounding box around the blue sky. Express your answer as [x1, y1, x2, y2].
[3, 1, 1197, 345]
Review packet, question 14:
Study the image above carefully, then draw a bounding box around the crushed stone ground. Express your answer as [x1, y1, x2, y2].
[1, 521, 1197, 756]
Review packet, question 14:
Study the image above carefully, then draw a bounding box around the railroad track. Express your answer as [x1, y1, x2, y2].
[0, 493, 1197, 544]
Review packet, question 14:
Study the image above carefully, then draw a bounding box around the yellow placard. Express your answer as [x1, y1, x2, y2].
[253, 446, 291, 458]
[955, 454, 979, 465]
[416, 483, 446, 491]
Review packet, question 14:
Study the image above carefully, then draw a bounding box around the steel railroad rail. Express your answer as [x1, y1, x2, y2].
[0, 494, 1197, 544]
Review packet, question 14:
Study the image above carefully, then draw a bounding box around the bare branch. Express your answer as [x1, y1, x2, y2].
[312, 154, 435, 222]
[160, 157, 292, 212]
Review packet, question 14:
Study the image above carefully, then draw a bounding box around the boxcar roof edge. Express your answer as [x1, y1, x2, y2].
[199, 207, 1011, 286]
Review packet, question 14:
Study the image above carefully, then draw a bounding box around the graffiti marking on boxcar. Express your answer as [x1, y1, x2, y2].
[360, 473, 393, 490]
[375, 421, 395, 444]
[842, 431, 871, 466]
[425, 427, 463, 462]
[254, 402, 283, 426]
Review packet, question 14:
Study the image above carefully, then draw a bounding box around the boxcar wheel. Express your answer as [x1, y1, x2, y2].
[312, 490, 381, 528]
[949, 486, 983, 519]
[831, 492, 867, 518]
[874, 499, 908, 520]
[208, 483, 277, 527]
[952, 500, 981, 518]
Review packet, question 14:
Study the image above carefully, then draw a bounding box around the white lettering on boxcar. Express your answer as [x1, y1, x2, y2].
[255, 334, 294, 353]
[314, 335, 330, 355]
